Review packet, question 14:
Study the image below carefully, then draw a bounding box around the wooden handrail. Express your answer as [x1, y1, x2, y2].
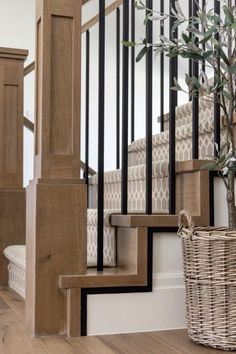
[82, 0, 123, 33]
[24, 62, 35, 76]
[24, 116, 34, 132]
[23, 0, 123, 77]
[80, 161, 96, 176]
[23, 117, 96, 176]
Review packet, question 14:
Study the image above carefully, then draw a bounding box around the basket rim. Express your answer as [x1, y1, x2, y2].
[178, 225, 236, 241]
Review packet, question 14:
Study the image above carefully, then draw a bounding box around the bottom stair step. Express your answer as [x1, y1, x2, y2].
[59, 267, 147, 289]
[3, 208, 120, 298]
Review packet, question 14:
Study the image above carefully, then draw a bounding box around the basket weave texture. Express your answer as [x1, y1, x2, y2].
[178, 210, 236, 351]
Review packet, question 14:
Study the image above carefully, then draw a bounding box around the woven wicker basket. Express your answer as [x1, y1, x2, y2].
[178, 210, 236, 351]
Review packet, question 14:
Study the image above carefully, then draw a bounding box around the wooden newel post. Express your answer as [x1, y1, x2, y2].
[0, 48, 28, 285]
[26, 0, 86, 336]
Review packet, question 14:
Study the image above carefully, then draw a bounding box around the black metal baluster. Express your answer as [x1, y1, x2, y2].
[160, 0, 164, 132]
[85, 30, 90, 185]
[189, 0, 193, 79]
[192, 0, 199, 159]
[202, 0, 206, 73]
[214, 0, 221, 155]
[116, 8, 120, 170]
[131, 0, 135, 142]
[97, 0, 105, 271]
[121, 0, 130, 215]
[146, 0, 153, 215]
[169, 0, 178, 215]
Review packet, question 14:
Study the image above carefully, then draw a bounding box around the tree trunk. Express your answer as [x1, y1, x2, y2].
[227, 170, 236, 230]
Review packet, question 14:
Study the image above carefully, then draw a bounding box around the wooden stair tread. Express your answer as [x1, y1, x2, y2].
[176, 159, 208, 173]
[59, 267, 147, 289]
[111, 214, 208, 228]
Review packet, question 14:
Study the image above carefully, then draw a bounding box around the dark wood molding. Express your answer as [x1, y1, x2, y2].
[23, 116, 34, 132]
[24, 62, 35, 77]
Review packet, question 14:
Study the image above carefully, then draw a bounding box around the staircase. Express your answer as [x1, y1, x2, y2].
[4, 98, 213, 296]
[0, 0, 224, 338]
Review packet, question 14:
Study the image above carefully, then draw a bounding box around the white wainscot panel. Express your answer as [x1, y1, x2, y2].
[87, 232, 186, 335]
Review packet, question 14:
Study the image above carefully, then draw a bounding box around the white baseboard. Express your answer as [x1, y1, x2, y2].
[87, 272, 186, 336]
[153, 272, 184, 289]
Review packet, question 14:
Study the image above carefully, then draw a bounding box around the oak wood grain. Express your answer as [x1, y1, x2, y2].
[26, 0, 87, 337]
[25, 0, 123, 81]
[60, 227, 148, 336]
[0, 48, 27, 286]
[26, 181, 87, 336]
[23, 117, 96, 175]
[35, 0, 82, 180]
[111, 214, 208, 228]
[24, 61, 35, 76]
[0, 48, 27, 188]
[59, 268, 147, 289]
[66, 289, 81, 338]
[0, 190, 25, 285]
[0, 47, 28, 59]
[0, 288, 230, 354]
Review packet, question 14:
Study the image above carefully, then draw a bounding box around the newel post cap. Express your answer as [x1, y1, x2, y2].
[0, 47, 28, 60]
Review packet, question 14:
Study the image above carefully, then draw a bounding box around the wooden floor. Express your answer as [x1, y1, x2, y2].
[0, 287, 230, 354]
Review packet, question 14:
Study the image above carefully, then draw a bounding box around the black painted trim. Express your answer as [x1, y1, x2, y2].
[209, 171, 218, 227]
[121, 0, 130, 215]
[97, 0, 105, 271]
[80, 226, 188, 336]
[81, 289, 88, 336]
[80, 227, 181, 336]
[146, 0, 153, 215]
[209, 171, 215, 226]
[80, 173, 217, 336]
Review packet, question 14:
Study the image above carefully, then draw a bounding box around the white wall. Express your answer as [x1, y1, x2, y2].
[87, 232, 186, 335]
[0, 0, 35, 62]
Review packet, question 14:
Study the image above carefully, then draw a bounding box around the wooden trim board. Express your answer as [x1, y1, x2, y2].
[22, 116, 96, 175]
[59, 227, 148, 290]
[24, 62, 35, 76]
[176, 159, 209, 173]
[24, 0, 123, 78]
[60, 270, 147, 289]
[0, 47, 28, 60]
[110, 214, 208, 228]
